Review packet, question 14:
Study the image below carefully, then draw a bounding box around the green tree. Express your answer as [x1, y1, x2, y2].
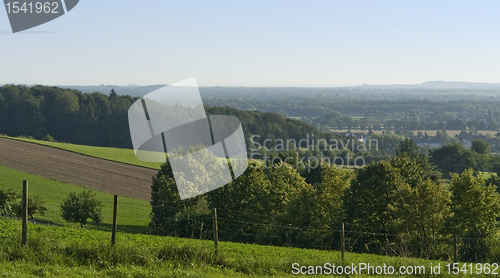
[61, 191, 103, 228]
[206, 161, 271, 221]
[446, 169, 500, 261]
[471, 139, 491, 171]
[265, 164, 311, 216]
[265, 163, 315, 245]
[301, 165, 353, 245]
[436, 130, 443, 140]
[396, 138, 421, 158]
[397, 179, 450, 237]
[391, 153, 441, 186]
[441, 129, 450, 145]
[367, 133, 405, 156]
[14, 195, 47, 219]
[0, 190, 47, 219]
[446, 119, 466, 130]
[391, 154, 448, 234]
[395, 178, 451, 258]
[345, 161, 402, 234]
[430, 143, 477, 177]
[0, 189, 18, 216]
[149, 160, 208, 236]
[150, 146, 231, 237]
[312, 165, 353, 222]
[471, 139, 490, 155]
[346, 156, 448, 256]
[491, 155, 500, 176]
[390, 153, 449, 252]
[490, 119, 499, 130]
[485, 174, 500, 194]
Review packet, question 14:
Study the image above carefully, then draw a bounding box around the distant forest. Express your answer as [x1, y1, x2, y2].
[0, 85, 343, 151]
[66, 84, 500, 134]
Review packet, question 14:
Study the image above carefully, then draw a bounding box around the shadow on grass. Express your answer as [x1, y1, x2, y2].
[88, 222, 153, 234]
[31, 217, 153, 234]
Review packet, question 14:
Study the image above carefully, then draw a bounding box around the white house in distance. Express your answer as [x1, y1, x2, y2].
[345, 132, 368, 143]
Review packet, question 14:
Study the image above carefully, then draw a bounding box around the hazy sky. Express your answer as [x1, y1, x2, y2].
[1, 0, 500, 86]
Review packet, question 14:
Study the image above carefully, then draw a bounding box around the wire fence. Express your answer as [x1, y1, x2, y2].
[2, 180, 496, 264]
[152, 207, 500, 264]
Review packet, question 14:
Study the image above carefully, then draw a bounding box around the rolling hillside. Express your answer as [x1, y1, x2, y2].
[0, 137, 157, 201]
[2, 135, 163, 170]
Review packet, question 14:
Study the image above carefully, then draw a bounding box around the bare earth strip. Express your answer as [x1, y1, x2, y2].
[0, 138, 158, 201]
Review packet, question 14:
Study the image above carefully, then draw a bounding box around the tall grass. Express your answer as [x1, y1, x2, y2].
[0, 217, 494, 277]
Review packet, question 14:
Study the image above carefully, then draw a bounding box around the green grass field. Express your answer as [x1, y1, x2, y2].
[2, 135, 164, 170]
[0, 166, 152, 234]
[0, 217, 487, 277]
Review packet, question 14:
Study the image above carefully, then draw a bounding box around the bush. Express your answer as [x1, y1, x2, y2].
[0, 190, 46, 219]
[61, 191, 103, 228]
[13, 195, 47, 219]
[42, 134, 56, 142]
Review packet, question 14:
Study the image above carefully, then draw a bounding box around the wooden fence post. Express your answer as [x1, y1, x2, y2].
[111, 195, 118, 245]
[213, 208, 218, 253]
[199, 222, 204, 240]
[22, 180, 28, 246]
[454, 235, 458, 263]
[341, 222, 345, 261]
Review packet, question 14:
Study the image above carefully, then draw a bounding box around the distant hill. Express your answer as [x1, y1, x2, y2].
[60, 81, 500, 101]
[356, 81, 500, 90]
[61, 84, 165, 97]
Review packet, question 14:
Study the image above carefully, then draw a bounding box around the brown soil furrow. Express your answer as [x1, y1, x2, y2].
[0, 138, 157, 201]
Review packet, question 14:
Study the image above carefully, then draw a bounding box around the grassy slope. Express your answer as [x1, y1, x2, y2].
[2, 136, 164, 170]
[0, 166, 151, 234]
[0, 217, 484, 277]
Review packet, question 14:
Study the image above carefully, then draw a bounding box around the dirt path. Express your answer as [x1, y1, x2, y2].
[0, 138, 157, 201]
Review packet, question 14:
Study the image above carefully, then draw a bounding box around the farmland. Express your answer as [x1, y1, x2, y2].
[2, 135, 163, 170]
[0, 137, 156, 201]
[0, 165, 151, 234]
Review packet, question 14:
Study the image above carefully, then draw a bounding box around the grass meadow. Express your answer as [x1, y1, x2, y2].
[0, 217, 489, 277]
[0, 166, 152, 234]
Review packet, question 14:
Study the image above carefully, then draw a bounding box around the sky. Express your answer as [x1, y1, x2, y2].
[1, 0, 500, 87]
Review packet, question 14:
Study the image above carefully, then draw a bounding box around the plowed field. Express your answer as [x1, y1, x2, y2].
[0, 138, 157, 201]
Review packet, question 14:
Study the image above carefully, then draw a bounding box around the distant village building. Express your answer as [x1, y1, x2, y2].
[354, 133, 367, 142]
[460, 139, 472, 149]
[414, 138, 442, 148]
[364, 111, 387, 122]
[343, 132, 367, 142]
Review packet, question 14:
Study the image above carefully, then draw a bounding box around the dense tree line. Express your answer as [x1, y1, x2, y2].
[205, 96, 500, 120]
[206, 96, 500, 145]
[150, 139, 500, 262]
[0, 85, 345, 153]
[0, 85, 134, 148]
